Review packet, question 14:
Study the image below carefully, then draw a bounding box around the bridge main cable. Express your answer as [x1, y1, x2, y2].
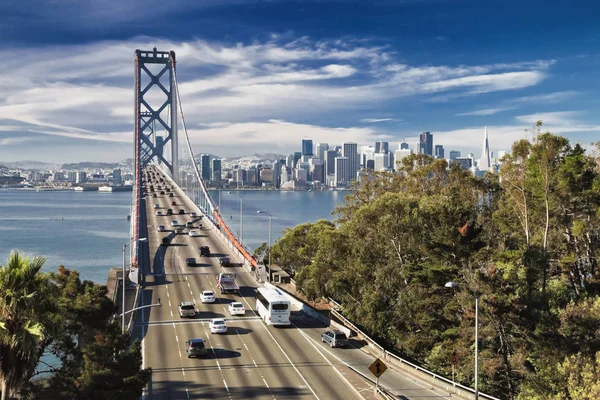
[171, 70, 259, 270]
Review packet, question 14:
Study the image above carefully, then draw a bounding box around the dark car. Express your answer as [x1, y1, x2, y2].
[160, 191, 165, 195]
[185, 338, 207, 358]
[153, 193, 157, 198]
[171, 201, 176, 206]
[161, 237, 170, 246]
[169, 192, 174, 197]
[199, 246, 210, 257]
[321, 330, 348, 348]
[219, 256, 231, 267]
[178, 209, 185, 215]
[166, 208, 173, 215]
[186, 257, 197, 266]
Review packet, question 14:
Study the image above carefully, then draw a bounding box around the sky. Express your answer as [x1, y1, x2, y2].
[0, 0, 599, 163]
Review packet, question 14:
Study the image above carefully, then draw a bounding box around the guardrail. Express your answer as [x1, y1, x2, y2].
[328, 302, 500, 400]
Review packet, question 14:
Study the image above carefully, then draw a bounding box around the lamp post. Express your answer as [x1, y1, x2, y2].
[122, 237, 147, 334]
[228, 191, 243, 246]
[257, 210, 272, 283]
[445, 281, 478, 399]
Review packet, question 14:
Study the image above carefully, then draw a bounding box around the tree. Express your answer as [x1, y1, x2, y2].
[0, 252, 58, 400]
[23, 266, 150, 400]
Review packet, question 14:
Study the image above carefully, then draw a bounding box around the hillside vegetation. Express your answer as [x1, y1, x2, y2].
[270, 126, 600, 399]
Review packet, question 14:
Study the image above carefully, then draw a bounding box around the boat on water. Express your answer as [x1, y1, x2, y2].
[98, 185, 133, 192]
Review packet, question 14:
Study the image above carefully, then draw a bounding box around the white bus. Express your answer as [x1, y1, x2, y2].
[255, 287, 291, 326]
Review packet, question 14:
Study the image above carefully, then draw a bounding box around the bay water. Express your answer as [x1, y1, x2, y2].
[0, 189, 347, 283]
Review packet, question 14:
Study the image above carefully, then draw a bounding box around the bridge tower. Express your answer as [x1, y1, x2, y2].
[131, 48, 178, 283]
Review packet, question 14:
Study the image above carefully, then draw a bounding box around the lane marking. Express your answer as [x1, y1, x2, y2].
[257, 322, 320, 399]
[293, 322, 448, 399]
[263, 378, 269, 388]
[223, 379, 229, 392]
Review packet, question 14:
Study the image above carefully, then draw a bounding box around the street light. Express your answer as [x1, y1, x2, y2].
[228, 191, 243, 246]
[257, 210, 272, 283]
[122, 237, 147, 334]
[445, 281, 478, 399]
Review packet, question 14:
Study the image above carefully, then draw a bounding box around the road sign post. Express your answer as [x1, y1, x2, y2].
[449, 351, 458, 386]
[368, 358, 388, 396]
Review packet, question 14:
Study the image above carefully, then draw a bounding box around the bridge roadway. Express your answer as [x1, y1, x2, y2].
[132, 166, 360, 400]
[133, 165, 453, 400]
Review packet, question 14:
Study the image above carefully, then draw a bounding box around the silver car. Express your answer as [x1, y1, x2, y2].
[179, 301, 196, 318]
[321, 330, 348, 348]
[185, 338, 207, 358]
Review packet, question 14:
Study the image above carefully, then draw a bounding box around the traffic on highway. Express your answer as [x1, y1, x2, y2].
[133, 165, 452, 400]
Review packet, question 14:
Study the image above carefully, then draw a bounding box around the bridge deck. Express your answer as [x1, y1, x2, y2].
[133, 166, 453, 400]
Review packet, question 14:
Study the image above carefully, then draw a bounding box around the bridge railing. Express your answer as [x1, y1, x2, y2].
[326, 299, 500, 400]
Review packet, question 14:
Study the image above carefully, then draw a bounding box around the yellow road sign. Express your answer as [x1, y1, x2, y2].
[368, 358, 388, 378]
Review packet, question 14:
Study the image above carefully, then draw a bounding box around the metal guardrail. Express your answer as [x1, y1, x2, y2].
[327, 301, 500, 400]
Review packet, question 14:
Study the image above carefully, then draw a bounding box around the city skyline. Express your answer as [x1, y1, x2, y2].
[0, 1, 599, 163]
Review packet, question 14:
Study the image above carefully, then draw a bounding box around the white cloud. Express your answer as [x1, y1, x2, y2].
[0, 137, 36, 145]
[359, 118, 401, 123]
[436, 111, 600, 153]
[186, 119, 393, 149]
[456, 107, 517, 116]
[0, 36, 557, 161]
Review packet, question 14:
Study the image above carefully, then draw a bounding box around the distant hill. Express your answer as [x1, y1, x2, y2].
[0, 160, 58, 170]
[61, 162, 122, 170]
[0, 164, 7, 170]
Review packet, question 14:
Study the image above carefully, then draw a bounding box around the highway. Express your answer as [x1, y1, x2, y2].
[133, 165, 362, 400]
[133, 165, 453, 400]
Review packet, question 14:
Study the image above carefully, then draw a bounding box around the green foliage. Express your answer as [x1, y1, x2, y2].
[0, 251, 58, 400]
[0, 263, 150, 400]
[272, 128, 600, 399]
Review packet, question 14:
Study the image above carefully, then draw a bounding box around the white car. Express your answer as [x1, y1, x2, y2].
[155, 211, 162, 216]
[170, 220, 180, 227]
[209, 318, 227, 334]
[188, 230, 199, 237]
[228, 302, 245, 316]
[200, 290, 215, 303]
[156, 225, 166, 232]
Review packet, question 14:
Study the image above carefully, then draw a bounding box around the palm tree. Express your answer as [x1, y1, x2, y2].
[0, 251, 57, 400]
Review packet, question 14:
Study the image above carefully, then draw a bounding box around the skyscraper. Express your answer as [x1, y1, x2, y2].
[286, 154, 295, 169]
[211, 159, 221, 182]
[394, 149, 412, 168]
[293, 152, 302, 168]
[325, 149, 337, 176]
[375, 141, 389, 153]
[419, 132, 433, 156]
[449, 150, 461, 160]
[316, 143, 329, 162]
[400, 141, 409, 150]
[434, 145, 445, 159]
[112, 169, 121, 186]
[334, 156, 349, 187]
[479, 127, 491, 171]
[342, 142, 358, 183]
[302, 139, 313, 156]
[374, 152, 390, 171]
[200, 154, 211, 181]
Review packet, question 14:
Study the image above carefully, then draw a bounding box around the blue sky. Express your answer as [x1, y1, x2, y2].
[0, 0, 599, 163]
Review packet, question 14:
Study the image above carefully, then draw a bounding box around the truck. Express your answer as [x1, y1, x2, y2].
[216, 272, 239, 294]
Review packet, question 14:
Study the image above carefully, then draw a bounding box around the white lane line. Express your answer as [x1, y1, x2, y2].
[243, 343, 249, 351]
[223, 379, 229, 392]
[294, 323, 447, 398]
[257, 322, 320, 400]
[263, 378, 269, 388]
[293, 326, 332, 366]
[185, 388, 190, 399]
